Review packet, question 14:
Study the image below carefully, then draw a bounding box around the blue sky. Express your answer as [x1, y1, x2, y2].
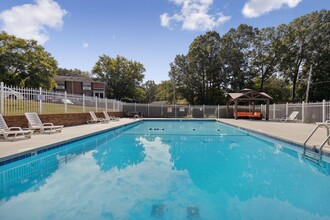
[0, 0, 329, 83]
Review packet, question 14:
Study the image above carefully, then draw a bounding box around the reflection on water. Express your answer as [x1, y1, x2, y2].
[92, 135, 146, 172]
[1, 121, 330, 219]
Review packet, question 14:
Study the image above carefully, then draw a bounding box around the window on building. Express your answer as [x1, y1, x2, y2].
[94, 91, 104, 98]
[82, 82, 91, 90]
[57, 81, 65, 89]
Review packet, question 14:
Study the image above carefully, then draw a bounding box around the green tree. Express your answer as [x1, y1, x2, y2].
[143, 80, 157, 103]
[92, 55, 145, 100]
[251, 27, 283, 91]
[155, 80, 173, 103]
[169, 32, 226, 105]
[299, 10, 330, 102]
[279, 10, 330, 102]
[221, 24, 258, 91]
[58, 68, 91, 77]
[0, 32, 58, 89]
[169, 54, 196, 104]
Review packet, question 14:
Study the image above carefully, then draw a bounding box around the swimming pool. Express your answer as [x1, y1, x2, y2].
[1, 120, 330, 219]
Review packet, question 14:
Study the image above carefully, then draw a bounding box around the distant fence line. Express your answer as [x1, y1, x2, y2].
[122, 101, 330, 123]
[1, 82, 329, 123]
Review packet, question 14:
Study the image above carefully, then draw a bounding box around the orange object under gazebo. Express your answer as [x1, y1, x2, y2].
[226, 89, 273, 120]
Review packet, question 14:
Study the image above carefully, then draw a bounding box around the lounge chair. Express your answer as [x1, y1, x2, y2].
[87, 111, 109, 123]
[0, 114, 33, 141]
[103, 111, 120, 121]
[280, 111, 299, 122]
[25, 112, 63, 133]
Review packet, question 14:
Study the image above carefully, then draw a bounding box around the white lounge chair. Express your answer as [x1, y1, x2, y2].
[25, 112, 63, 133]
[0, 114, 33, 141]
[103, 111, 120, 121]
[88, 111, 109, 123]
[280, 111, 299, 122]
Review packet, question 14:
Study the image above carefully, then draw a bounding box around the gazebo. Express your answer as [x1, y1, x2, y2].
[226, 89, 273, 120]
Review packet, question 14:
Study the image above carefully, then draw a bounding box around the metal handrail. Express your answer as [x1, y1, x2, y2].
[318, 134, 330, 163]
[303, 123, 330, 162]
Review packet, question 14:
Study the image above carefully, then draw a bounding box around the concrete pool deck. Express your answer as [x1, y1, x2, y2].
[218, 119, 330, 152]
[0, 118, 141, 162]
[0, 118, 329, 163]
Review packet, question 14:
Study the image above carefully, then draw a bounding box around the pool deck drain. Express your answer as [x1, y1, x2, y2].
[0, 118, 329, 163]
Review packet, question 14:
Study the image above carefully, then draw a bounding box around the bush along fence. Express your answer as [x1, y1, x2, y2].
[1, 82, 329, 123]
[0, 82, 123, 116]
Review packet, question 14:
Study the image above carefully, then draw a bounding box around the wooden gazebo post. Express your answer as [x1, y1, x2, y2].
[234, 100, 238, 120]
[266, 99, 270, 120]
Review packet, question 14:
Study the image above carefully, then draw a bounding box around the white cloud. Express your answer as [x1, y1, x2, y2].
[0, 0, 67, 44]
[160, 0, 231, 31]
[242, 0, 302, 18]
[82, 42, 89, 48]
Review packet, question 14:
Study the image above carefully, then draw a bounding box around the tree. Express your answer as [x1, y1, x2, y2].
[300, 10, 330, 102]
[169, 54, 196, 104]
[143, 80, 157, 103]
[251, 27, 283, 91]
[92, 55, 145, 100]
[279, 10, 330, 102]
[221, 24, 258, 91]
[169, 32, 226, 105]
[155, 80, 173, 103]
[58, 68, 91, 77]
[0, 32, 58, 89]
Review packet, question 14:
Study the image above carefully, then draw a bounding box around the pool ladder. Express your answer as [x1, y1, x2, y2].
[303, 124, 330, 163]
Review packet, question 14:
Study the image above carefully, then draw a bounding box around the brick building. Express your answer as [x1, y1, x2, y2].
[54, 76, 106, 98]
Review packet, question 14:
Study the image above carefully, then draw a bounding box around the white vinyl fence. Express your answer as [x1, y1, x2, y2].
[122, 101, 330, 123]
[1, 82, 329, 123]
[0, 82, 123, 116]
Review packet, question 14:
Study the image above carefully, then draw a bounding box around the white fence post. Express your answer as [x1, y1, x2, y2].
[83, 94, 85, 113]
[217, 105, 220, 118]
[95, 96, 98, 112]
[0, 82, 4, 115]
[161, 103, 163, 116]
[174, 104, 176, 118]
[286, 102, 288, 117]
[148, 103, 149, 117]
[203, 104, 205, 118]
[105, 98, 107, 112]
[273, 103, 276, 119]
[323, 99, 326, 122]
[39, 87, 42, 114]
[64, 91, 67, 113]
[134, 102, 136, 112]
[302, 101, 305, 123]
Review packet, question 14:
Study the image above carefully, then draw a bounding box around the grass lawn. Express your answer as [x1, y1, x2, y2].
[2, 99, 111, 116]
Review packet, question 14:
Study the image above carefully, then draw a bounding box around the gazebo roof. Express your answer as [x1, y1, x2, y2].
[227, 89, 272, 103]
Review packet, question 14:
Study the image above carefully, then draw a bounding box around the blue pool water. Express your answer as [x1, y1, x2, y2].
[1, 120, 330, 220]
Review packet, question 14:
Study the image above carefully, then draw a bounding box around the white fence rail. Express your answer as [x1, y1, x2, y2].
[1, 82, 329, 123]
[0, 82, 123, 116]
[122, 101, 330, 123]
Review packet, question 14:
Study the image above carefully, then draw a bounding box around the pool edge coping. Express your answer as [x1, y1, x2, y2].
[0, 120, 142, 165]
[217, 119, 330, 160]
[2, 118, 328, 166]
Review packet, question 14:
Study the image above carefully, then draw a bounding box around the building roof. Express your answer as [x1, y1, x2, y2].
[227, 89, 273, 103]
[54, 76, 105, 84]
